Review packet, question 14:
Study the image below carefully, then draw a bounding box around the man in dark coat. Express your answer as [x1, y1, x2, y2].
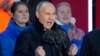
[13, 1, 71, 56]
[80, 28, 100, 56]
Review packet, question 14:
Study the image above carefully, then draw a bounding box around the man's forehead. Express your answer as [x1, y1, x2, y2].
[38, 6, 56, 15]
[40, 3, 55, 10]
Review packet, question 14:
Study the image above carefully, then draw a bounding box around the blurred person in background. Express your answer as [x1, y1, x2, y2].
[0, 0, 14, 33]
[55, 2, 85, 56]
[14, 0, 20, 2]
[0, 2, 29, 56]
[80, 29, 100, 56]
[20, 0, 52, 23]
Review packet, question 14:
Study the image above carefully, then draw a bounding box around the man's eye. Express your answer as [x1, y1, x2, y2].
[45, 13, 50, 15]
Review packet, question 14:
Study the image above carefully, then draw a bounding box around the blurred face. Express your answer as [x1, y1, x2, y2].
[36, 4, 56, 30]
[13, 4, 29, 26]
[57, 5, 72, 24]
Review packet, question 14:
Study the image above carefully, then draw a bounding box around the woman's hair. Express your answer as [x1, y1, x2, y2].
[56, 2, 71, 12]
[11, 2, 28, 14]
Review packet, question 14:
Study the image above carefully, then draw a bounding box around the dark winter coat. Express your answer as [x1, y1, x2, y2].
[80, 28, 100, 56]
[13, 19, 71, 56]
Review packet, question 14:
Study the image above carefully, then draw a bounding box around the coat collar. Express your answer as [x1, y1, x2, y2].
[34, 18, 59, 34]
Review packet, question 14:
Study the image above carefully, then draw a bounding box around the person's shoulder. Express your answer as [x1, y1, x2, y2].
[16, 27, 32, 41]
[16, 24, 37, 43]
[0, 27, 10, 36]
[21, 25, 35, 34]
[58, 26, 68, 34]
[85, 28, 100, 39]
[88, 28, 100, 35]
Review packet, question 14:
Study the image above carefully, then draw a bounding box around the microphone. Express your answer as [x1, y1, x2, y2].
[54, 29, 68, 56]
[54, 29, 66, 45]
[53, 38, 63, 56]
[43, 29, 68, 56]
[43, 30, 63, 56]
[70, 17, 76, 25]
[43, 29, 66, 44]
[43, 30, 55, 44]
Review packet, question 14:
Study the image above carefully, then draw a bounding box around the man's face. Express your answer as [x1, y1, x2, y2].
[36, 4, 56, 30]
[57, 5, 72, 24]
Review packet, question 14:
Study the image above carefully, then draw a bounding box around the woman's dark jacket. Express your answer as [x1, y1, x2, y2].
[13, 19, 71, 56]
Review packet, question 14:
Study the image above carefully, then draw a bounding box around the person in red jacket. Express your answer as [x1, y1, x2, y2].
[0, 0, 13, 33]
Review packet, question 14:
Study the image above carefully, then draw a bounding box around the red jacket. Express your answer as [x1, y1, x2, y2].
[0, 0, 13, 33]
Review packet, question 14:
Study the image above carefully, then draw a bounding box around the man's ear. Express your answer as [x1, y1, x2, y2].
[36, 11, 39, 18]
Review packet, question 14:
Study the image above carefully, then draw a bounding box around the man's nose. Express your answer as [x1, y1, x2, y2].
[49, 14, 53, 20]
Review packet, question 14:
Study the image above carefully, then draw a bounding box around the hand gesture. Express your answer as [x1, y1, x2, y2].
[68, 28, 84, 41]
[35, 46, 45, 56]
[75, 28, 84, 40]
[68, 29, 76, 40]
[68, 44, 78, 56]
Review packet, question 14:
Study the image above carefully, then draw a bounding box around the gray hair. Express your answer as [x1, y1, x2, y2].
[36, 1, 53, 11]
